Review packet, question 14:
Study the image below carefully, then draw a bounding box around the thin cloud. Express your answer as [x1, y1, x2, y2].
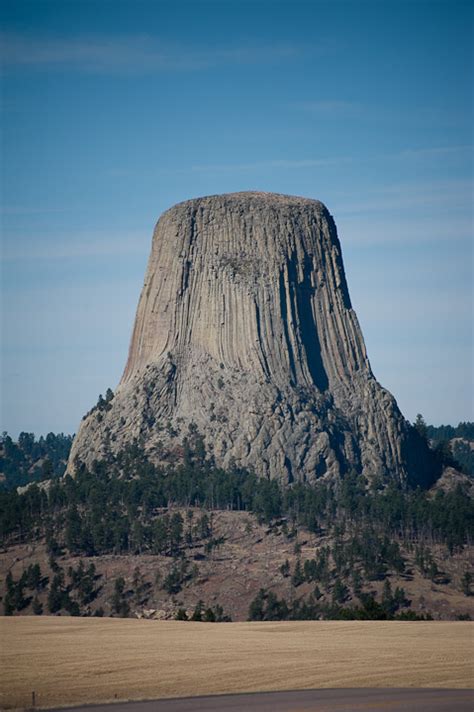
[334, 177, 473, 245]
[336, 178, 473, 217]
[1, 230, 150, 261]
[183, 145, 472, 175]
[0, 32, 301, 73]
[396, 145, 473, 159]
[292, 100, 363, 117]
[338, 215, 473, 246]
[0, 205, 70, 215]
[355, 291, 471, 325]
[188, 156, 352, 173]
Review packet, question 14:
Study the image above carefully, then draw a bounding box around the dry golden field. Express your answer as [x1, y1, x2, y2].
[1, 617, 473, 710]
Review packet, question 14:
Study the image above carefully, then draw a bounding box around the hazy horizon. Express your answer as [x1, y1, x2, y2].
[1, 0, 472, 437]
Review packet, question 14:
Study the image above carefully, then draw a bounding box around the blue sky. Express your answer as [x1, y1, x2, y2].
[1, 0, 472, 437]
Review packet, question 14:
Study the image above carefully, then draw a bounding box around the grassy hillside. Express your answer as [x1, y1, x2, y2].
[1, 508, 473, 622]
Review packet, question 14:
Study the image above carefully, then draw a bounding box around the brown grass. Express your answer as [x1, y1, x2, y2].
[1, 617, 472, 709]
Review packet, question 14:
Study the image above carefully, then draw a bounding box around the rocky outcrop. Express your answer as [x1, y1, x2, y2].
[68, 191, 436, 486]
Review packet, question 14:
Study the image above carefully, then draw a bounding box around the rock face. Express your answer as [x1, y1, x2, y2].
[68, 191, 435, 486]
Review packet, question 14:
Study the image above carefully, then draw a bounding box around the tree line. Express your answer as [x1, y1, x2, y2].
[0, 432, 73, 489]
[0, 436, 472, 558]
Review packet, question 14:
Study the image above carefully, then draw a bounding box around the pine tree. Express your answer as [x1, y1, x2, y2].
[32, 596, 43, 615]
[112, 577, 130, 617]
[169, 512, 184, 555]
[204, 607, 216, 622]
[25, 563, 42, 590]
[414, 414, 428, 441]
[461, 571, 472, 597]
[332, 579, 348, 604]
[248, 589, 266, 621]
[65, 505, 82, 553]
[191, 600, 204, 621]
[3, 590, 15, 615]
[314, 585, 323, 600]
[48, 571, 65, 613]
[381, 579, 394, 615]
[352, 570, 362, 597]
[292, 558, 305, 587]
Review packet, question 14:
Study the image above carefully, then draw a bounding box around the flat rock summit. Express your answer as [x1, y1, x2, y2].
[69, 191, 435, 486]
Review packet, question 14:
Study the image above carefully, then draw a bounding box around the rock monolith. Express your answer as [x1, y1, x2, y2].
[68, 192, 434, 486]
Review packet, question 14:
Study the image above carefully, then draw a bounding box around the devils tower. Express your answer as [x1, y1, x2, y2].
[68, 191, 434, 486]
